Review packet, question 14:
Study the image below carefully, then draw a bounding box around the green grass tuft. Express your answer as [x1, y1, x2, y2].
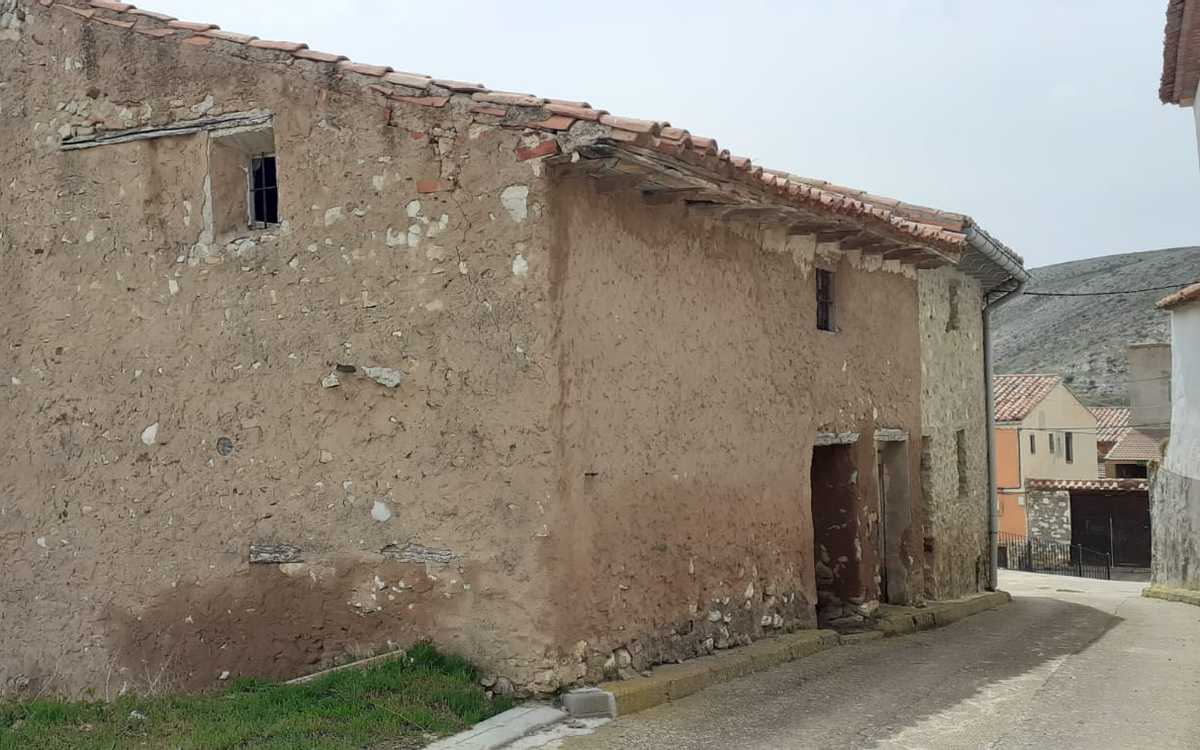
[0, 644, 514, 750]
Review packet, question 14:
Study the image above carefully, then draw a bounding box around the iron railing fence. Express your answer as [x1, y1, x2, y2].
[997, 531, 1112, 580]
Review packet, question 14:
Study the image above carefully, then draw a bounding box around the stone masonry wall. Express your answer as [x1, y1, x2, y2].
[917, 267, 989, 598]
[1027, 490, 1072, 544]
[0, 1, 564, 697]
[543, 181, 927, 679]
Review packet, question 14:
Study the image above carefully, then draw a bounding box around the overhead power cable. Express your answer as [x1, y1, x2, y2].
[1022, 279, 1198, 297]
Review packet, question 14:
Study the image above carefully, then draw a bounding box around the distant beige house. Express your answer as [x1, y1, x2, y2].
[1093, 406, 1162, 479]
[993, 375, 1099, 536]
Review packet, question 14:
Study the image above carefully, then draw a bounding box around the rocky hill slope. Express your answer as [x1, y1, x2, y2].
[992, 246, 1200, 406]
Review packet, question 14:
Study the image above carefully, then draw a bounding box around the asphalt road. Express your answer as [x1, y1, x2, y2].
[548, 571, 1200, 749]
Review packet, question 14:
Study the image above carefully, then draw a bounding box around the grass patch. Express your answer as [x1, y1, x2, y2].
[0, 643, 514, 750]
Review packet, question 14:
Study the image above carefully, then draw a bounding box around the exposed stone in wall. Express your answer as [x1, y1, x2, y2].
[1027, 490, 1072, 544]
[1151, 467, 1200, 590]
[917, 268, 989, 599]
[0, 0, 23, 42]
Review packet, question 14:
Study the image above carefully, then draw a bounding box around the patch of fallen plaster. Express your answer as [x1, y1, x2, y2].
[362, 367, 405, 388]
[500, 185, 529, 222]
[512, 253, 529, 277]
[324, 207, 345, 226]
[141, 422, 159, 446]
[385, 228, 406, 248]
[0, 1, 24, 42]
[370, 500, 392, 522]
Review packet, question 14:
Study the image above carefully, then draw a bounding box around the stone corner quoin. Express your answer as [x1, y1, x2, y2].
[0, 0, 1013, 699]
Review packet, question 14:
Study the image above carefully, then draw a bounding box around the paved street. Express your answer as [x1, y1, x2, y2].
[553, 571, 1200, 749]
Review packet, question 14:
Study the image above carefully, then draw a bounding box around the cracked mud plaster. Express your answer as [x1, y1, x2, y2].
[1, 3, 558, 697]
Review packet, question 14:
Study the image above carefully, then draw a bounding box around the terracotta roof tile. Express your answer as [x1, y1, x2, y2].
[202, 30, 258, 44]
[1157, 280, 1200, 309]
[383, 71, 432, 89]
[94, 15, 134, 29]
[1026, 478, 1149, 493]
[55, 5, 96, 19]
[247, 39, 307, 52]
[469, 104, 507, 117]
[433, 79, 487, 93]
[338, 61, 393, 77]
[1092, 407, 1132, 445]
[530, 115, 575, 131]
[1104, 429, 1164, 462]
[48, 0, 1017, 264]
[472, 91, 544, 107]
[545, 103, 604, 121]
[89, 0, 132, 11]
[291, 49, 348, 64]
[993, 374, 1060, 423]
[167, 20, 217, 32]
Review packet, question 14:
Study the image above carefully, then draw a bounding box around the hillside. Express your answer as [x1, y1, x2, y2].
[992, 246, 1200, 406]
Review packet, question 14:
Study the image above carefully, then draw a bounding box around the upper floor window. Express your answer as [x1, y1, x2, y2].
[250, 154, 279, 227]
[1049, 433, 1056, 455]
[816, 269, 835, 332]
[1029, 433, 1036, 454]
[1065, 431, 1074, 463]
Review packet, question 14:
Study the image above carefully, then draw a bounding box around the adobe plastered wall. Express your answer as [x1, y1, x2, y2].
[1152, 304, 1200, 590]
[0, 2, 563, 696]
[917, 268, 988, 598]
[542, 180, 926, 677]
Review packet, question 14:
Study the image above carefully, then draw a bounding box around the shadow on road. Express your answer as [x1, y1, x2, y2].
[566, 595, 1125, 750]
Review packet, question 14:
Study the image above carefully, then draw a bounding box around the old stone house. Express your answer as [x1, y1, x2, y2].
[0, 0, 1025, 697]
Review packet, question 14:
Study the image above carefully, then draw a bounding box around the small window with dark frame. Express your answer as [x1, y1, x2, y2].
[1049, 433, 1056, 455]
[946, 282, 960, 332]
[816, 269, 835, 332]
[1029, 433, 1036, 454]
[955, 429, 968, 497]
[1065, 431, 1074, 463]
[250, 154, 279, 227]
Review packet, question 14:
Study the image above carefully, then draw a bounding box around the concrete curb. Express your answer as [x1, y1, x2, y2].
[1143, 585, 1200, 607]
[594, 590, 1011, 718]
[424, 704, 567, 750]
[877, 591, 1011, 637]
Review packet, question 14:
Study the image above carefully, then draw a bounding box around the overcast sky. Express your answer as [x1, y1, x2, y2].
[149, 0, 1199, 269]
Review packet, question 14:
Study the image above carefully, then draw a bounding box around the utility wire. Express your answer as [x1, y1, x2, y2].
[1022, 279, 1197, 297]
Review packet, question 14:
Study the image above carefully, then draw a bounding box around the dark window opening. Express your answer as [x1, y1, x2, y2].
[1029, 433, 1036, 454]
[816, 269, 835, 332]
[1049, 433, 1056, 454]
[1065, 431, 1074, 463]
[250, 154, 279, 226]
[946, 282, 960, 332]
[1115, 463, 1148, 479]
[955, 429, 968, 497]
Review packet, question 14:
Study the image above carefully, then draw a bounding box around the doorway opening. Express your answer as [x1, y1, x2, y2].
[811, 444, 861, 627]
[877, 440, 912, 604]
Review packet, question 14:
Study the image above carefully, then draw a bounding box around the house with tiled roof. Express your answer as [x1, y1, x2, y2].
[992, 375, 1100, 536]
[1153, 1, 1200, 596]
[1092, 406, 1164, 480]
[0, 0, 1028, 696]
